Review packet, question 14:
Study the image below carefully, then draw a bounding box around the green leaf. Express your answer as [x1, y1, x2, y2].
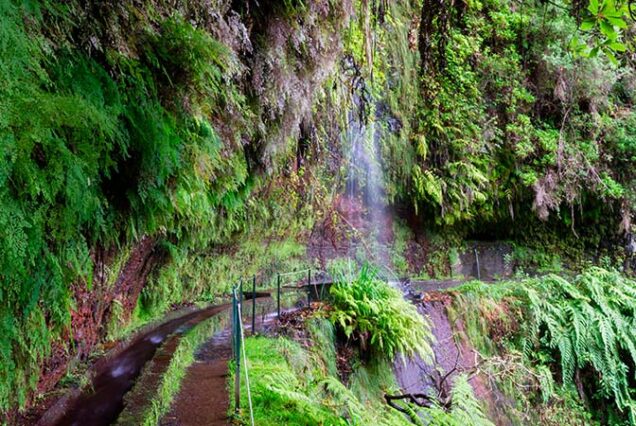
[588, 0, 599, 14]
[599, 21, 618, 40]
[608, 41, 626, 52]
[580, 18, 596, 31]
[606, 17, 627, 28]
[600, 0, 619, 16]
[604, 48, 618, 64]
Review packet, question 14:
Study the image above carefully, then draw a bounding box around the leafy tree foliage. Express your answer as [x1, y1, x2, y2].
[573, 0, 631, 61]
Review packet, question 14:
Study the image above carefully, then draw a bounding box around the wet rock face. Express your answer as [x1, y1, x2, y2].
[32, 236, 162, 418]
[453, 241, 513, 280]
[394, 299, 472, 398]
[394, 297, 512, 425]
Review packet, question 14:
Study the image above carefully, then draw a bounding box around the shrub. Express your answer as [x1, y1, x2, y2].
[521, 269, 636, 423]
[451, 268, 636, 423]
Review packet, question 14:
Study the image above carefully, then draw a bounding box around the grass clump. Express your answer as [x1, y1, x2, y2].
[236, 336, 344, 425]
[234, 320, 411, 426]
[235, 315, 494, 425]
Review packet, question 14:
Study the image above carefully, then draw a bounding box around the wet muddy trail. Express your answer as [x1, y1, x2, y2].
[158, 293, 304, 425]
[38, 304, 231, 426]
[36, 289, 285, 426]
[159, 329, 233, 426]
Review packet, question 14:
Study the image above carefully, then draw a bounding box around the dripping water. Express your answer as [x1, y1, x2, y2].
[342, 57, 398, 282]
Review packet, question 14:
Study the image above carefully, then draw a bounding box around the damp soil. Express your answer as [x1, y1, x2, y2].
[38, 304, 231, 426]
[159, 296, 297, 425]
[159, 329, 233, 426]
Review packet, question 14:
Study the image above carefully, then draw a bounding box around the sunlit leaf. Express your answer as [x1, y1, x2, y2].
[588, 0, 599, 14]
[609, 41, 626, 52]
[599, 21, 618, 40]
[580, 18, 596, 31]
[606, 16, 627, 28]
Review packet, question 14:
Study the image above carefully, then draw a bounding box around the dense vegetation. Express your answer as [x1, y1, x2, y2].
[0, 0, 343, 413]
[329, 264, 433, 361]
[449, 268, 636, 424]
[298, 0, 635, 277]
[234, 317, 492, 425]
[2, 0, 636, 422]
[366, 0, 636, 232]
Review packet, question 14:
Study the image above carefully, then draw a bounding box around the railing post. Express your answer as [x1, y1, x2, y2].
[277, 273, 281, 319]
[320, 271, 326, 300]
[232, 287, 241, 412]
[251, 274, 256, 335]
[314, 270, 320, 301]
[239, 278, 243, 315]
[474, 247, 481, 281]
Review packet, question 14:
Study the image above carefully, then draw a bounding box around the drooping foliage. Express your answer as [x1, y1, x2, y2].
[344, 0, 636, 233]
[236, 323, 411, 426]
[3, 0, 636, 419]
[0, 0, 350, 414]
[0, 0, 249, 409]
[523, 269, 636, 422]
[236, 316, 490, 426]
[450, 268, 636, 423]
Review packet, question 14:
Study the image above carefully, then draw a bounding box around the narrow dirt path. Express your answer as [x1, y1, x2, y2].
[159, 295, 293, 426]
[160, 329, 233, 426]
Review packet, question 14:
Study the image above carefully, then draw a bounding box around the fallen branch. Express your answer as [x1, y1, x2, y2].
[384, 393, 434, 411]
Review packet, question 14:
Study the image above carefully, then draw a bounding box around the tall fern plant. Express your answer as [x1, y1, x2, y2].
[519, 268, 636, 422]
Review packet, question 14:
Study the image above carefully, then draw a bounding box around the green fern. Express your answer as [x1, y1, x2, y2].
[329, 263, 434, 362]
[419, 374, 494, 426]
[454, 268, 636, 423]
[519, 269, 636, 420]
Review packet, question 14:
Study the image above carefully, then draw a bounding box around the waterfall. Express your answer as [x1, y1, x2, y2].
[343, 61, 397, 281]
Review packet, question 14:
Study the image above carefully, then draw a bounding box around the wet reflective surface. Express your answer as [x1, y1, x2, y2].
[48, 305, 229, 426]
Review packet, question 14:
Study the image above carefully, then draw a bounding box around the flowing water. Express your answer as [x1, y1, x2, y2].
[339, 60, 507, 422]
[343, 61, 397, 281]
[38, 305, 231, 426]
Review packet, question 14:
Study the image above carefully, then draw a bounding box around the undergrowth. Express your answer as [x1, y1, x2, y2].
[329, 263, 433, 362]
[234, 318, 409, 425]
[234, 314, 493, 425]
[448, 268, 636, 424]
